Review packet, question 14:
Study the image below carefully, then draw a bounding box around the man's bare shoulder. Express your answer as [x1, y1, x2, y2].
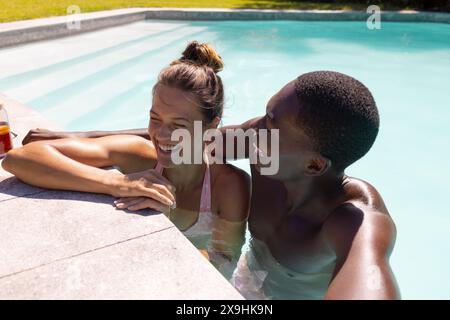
[324, 177, 396, 258]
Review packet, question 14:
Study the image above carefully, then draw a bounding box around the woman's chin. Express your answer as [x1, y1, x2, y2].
[156, 150, 176, 168]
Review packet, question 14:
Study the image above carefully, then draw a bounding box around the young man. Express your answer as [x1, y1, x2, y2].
[21, 71, 400, 299]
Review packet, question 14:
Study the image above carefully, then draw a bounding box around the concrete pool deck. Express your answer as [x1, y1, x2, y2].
[0, 93, 243, 299]
[1, 8, 450, 48]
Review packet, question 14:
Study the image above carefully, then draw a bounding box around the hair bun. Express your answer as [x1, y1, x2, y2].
[180, 41, 224, 73]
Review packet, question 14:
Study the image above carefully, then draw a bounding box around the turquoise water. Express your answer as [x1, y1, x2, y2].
[0, 20, 449, 299]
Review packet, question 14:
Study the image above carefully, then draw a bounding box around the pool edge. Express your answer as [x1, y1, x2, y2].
[1, 8, 450, 49]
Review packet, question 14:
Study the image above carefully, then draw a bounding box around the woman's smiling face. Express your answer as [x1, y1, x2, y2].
[148, 84, 207, 167]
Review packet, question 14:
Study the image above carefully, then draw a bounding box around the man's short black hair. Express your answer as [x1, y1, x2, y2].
[294, 71, 380, 170]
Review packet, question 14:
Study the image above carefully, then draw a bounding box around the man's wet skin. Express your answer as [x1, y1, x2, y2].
[243, 80, 399, 299]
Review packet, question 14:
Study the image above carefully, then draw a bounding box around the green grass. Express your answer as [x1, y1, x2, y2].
[0, 1, 412, 23]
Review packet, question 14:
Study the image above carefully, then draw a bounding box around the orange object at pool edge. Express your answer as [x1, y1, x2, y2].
[0, 123, 13, 155]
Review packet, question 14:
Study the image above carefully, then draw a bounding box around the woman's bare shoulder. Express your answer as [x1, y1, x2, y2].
[210, 163, 251, 222]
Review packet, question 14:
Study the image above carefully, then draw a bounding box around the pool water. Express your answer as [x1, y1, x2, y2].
[0, 20, 449, 299]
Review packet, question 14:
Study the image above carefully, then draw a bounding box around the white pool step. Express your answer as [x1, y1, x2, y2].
[0, 21, 186, 80]
[2, 24, 203, 104]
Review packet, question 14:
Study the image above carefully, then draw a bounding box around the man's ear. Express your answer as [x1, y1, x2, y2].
[304, 155, 331, 176]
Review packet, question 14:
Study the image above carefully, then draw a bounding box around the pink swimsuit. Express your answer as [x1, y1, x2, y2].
[154, 161, 215, 238]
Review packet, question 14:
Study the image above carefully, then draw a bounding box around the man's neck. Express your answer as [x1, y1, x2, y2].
[283, 170, 346, 221]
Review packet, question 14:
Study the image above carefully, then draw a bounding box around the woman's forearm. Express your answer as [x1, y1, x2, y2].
[1, 143, 120, 196]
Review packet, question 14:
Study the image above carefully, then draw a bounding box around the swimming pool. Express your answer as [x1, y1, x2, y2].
[0, 19, 449, 299]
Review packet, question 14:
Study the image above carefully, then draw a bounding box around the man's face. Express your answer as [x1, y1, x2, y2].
[254, 80, 321, 181]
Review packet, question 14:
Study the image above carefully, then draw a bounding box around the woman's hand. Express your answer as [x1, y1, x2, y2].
[114, 196, 172, 215]
[111, 169, 176, 213]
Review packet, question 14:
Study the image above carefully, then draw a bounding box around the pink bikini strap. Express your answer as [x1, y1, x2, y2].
[154, 162, 163, 174]
[199, 163, 212, 213]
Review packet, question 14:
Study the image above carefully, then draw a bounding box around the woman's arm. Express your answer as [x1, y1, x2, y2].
[2, 135, 174, 207]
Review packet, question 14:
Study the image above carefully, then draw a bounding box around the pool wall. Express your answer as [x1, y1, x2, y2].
[1, 8, 450, 48]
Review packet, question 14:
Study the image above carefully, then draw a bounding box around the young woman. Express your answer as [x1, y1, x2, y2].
[2, 41, 251, 276]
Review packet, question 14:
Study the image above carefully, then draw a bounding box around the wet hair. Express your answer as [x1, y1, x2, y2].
[294, 71, 380, 170]
[153, 41, 224, 123]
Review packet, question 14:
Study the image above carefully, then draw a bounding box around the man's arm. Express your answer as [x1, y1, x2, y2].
[323, 204, 401, 300]
[219, 116, 263, 161]
[22, 128, 150, 145]
[23, 116, 264, 160]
